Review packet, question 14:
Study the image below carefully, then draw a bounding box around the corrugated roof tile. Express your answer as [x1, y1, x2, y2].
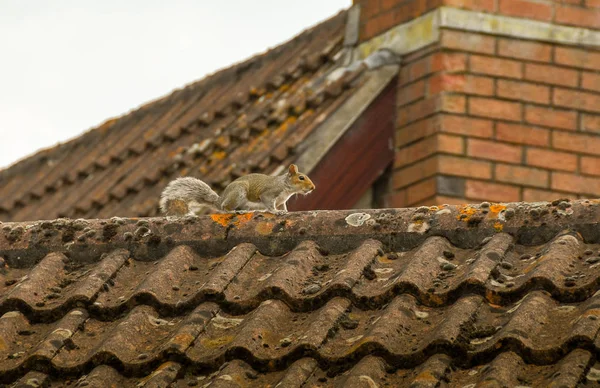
[2, 200, 600, 385]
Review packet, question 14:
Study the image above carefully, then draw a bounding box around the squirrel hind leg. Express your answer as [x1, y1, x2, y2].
[220, 185, 249, 211]
[162, 198, 189, 216]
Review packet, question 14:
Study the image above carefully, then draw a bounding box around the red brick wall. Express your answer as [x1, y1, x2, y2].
[386, 30, 600, 208]
[355, 0, 600, 42]
[354, 0, 437, 41]
[355, 0, 600, 207]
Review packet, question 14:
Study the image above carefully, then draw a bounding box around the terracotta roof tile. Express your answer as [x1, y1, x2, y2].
[2, 199, 600, 384]
[0, 10, 351, 222]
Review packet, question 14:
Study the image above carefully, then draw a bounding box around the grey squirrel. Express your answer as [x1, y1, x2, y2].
[159, 164, 315, 216]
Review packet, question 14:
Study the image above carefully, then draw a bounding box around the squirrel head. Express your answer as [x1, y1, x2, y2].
[287, 164, 315, 194]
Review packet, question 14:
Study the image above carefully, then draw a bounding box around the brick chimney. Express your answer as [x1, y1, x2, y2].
[351, 0, 600, 207]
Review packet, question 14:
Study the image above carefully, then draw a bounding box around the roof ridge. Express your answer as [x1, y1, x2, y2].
[1, 198, 596, 261]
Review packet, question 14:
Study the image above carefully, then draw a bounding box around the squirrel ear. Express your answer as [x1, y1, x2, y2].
[288, 164, 298, 175]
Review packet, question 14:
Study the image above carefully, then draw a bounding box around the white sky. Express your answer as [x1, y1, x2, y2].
[0, 0, 350, 169]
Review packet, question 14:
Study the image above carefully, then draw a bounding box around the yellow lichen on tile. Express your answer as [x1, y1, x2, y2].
[212, 151, 227, 160]
[255, 221, 275, 235]
[276, 116, 297, 134]
[200, 336, 234, 348]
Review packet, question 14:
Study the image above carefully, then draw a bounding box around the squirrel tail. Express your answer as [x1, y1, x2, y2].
[159, 177, 220, 216]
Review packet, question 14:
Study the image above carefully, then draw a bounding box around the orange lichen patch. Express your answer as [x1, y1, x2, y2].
[425, 293, 446, 306]
[249, 87, 265, 97]
[255, 221, 275, 235]
[211, 214, 233, 227]
[493, 222, 503, 232]
[279, 220, 293, 230]
[583, 310, 600, 320]
[485, 290, 503, 305]
[212, 151, 227, 160]
[241, 131, 268, 154]
[215, 135, 231, 149]
[168, 333, 196, 348]
[136, 361, 176, 386]
[279, 116, 297, 131]
[412, 371, 440, 383]
[168, 148, 185, 158]
[485, 204, 507, 219]
[210, 213, 253, 228]
[457, 206, 478, 221]
[377, 255, 396, 264]
[279, 84, 290, 93]
[489, 204, 506, 214]
[272, 121, 296, 141]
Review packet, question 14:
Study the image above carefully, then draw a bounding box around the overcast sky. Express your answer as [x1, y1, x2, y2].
[0, 0, 350, 169]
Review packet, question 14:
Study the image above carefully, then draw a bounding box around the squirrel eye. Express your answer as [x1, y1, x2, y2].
[298, 175, 305, 180]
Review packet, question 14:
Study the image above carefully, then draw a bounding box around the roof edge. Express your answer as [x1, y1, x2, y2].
[296, 64, 399, 174]
[1, 199, 599, 267]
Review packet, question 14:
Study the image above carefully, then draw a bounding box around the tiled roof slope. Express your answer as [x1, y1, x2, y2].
[3, 199, 600, 386]
[0, 10, 359, 222]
